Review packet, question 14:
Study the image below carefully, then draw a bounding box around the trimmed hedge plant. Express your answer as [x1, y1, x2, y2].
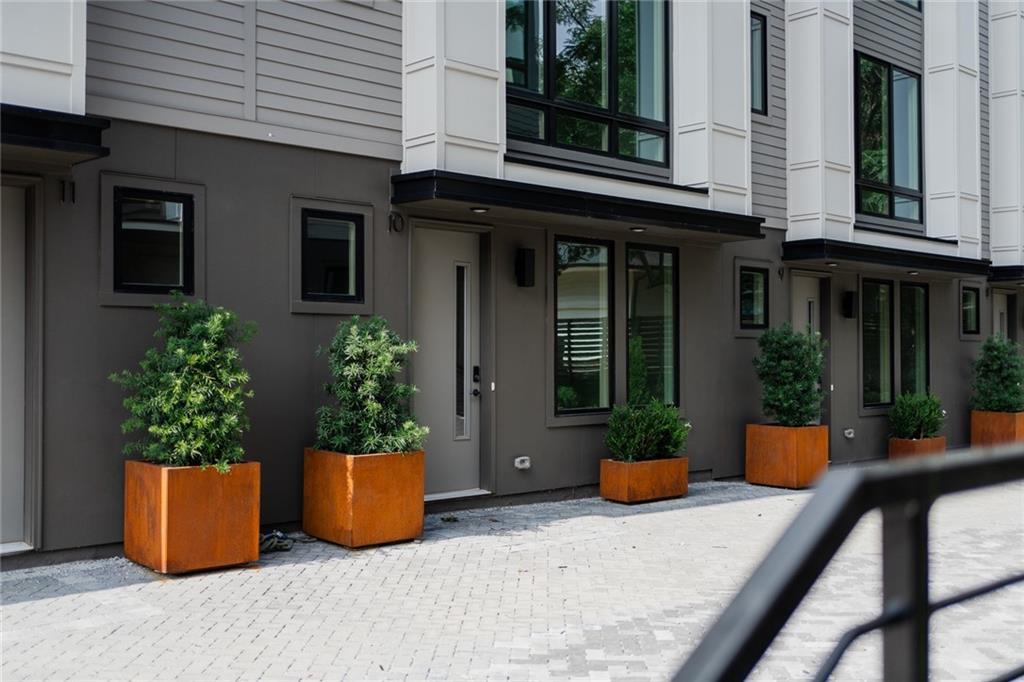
[889, 393, 944, 440]
[752, 324, 826, 427]
[972, 335, 1024, 412]
[316, 316, 428, 455]
[605, 399, 691, 463]
[110, 295, 257, 472]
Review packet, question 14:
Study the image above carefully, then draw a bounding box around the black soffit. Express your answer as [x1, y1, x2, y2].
[391, 169, 765, 240]
[783, 238, 992, 276]
[990, 266, 1024, 283]
[1, 104, 110, 167]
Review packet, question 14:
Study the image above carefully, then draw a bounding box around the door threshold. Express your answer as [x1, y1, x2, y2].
[0, 541, 34, 557]
[424, 488, 492, 502]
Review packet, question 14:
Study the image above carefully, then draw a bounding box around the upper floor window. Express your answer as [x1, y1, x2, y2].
[895, 0, 921, 9]
[505, 0, 669, 166]
[113, 187, 194, 294]
[751, 13, 767, 115]
[856, 54, 922, 223]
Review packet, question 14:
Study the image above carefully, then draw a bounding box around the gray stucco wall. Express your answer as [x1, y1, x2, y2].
[750, 0, 787, 231]
[39, 120, 404, 550]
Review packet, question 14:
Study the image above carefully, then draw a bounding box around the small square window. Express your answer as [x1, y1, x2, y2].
[962, 286, 981, 335]
[301, 209, 364, 303]
[113, 187, 194, 294]
[739, 266, 769, 329]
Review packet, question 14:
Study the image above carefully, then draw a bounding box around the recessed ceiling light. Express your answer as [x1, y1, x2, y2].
[908, 270, 920, 276]
[630, 226, 646, 233]
[826, 261, 839, 267]
[469, 207, 489, 214]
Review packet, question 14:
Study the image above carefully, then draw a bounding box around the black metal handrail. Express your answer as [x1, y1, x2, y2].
[674, 445, 1024, 682]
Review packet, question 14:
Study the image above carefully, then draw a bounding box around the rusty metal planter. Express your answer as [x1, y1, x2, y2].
[123, 460, 260, 574]
[599, 457, 689, 504]
[970, 410, 1024, 446]
[303, 448, 424, 548]
[888, 436, 946, 459]
[745, 424, 828, 489]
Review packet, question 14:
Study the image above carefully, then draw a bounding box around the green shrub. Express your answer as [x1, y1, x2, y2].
[972, 335, 1024, 412]
[889, 393, 944, 439]
[316, 316, 428, 454]
[752, 324, 826, 427]
[605, 399, 690, 462]
[110, 295, 257, 472]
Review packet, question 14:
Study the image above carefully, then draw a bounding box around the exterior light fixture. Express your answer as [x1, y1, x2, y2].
[908, 270, 920, 276]
[826, 261, 839, 267]
[470, 207, 489, 214]
[630, 226, 646, 233]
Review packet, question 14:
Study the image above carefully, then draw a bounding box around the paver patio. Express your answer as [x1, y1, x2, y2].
[2, 480, 1021, 681]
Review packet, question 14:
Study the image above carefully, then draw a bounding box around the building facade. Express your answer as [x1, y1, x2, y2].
[1, 0, 1021, 555]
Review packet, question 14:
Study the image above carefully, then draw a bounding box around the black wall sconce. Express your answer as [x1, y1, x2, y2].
[515, 248, 535, 287]
[841, 291, 858, 319]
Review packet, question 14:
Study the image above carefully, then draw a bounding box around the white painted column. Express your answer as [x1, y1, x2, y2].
[402, 0, 504, 177]
[989, 1, 1024, 266]
[784, 1, 855, 242]
[924, 1, 981, 259]
[673, 0, 751, 214]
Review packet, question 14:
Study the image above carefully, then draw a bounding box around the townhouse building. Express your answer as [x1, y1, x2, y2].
[1, 0, 1022, 556]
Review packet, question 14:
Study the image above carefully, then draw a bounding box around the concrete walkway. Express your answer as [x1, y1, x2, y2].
[2, 480, 1021, 681]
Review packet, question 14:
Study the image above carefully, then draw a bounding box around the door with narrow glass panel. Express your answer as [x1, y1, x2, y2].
[411, 228, 481, 497]
[993, 292, 1010, 338]
[791, 274, 829, 427]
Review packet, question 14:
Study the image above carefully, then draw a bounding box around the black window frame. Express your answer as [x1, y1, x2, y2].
[739, 266, 770, 330]
[854, 52, 924, 225]
[553, 235, 615, 416]
[862, 278, 896, 408]
[113, 186, 195, 295]
[625, 242, 680, 407]
[300, 208, 365, 304]
[895, 0, 921, 10]
[899, 281, 930, 395]
[506, 0, 671, 168]
[750, 12, 768, 116]
[962, 286, 981, 335]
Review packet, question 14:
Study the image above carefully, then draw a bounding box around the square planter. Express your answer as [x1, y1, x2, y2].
[889, 436, 946, 459]
[970, 410, 1024, 446]
[599, 457, 689, 504]
[745, 424, 828, 489]
[124, 460, 260, 574]
[303, 448, 424, 548]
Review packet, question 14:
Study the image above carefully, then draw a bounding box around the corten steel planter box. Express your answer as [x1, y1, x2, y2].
[889, 436, 947, 459]
[745, 424, 828, 489]
[599, 457, 689, 504]
[124, 460, 260, 574]
[970, 410, 1024, 446]
[303, 448, 424, 548]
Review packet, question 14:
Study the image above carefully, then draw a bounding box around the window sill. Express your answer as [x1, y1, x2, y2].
[98, 290, 201, 308]
[545, 411, 611, 429]
[855, 221, 956, 245]
[506, 139, 673, 184]
[290, 299, 371, 316]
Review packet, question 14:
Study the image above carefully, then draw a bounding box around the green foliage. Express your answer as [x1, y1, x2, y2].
[315, 316, 428, 455]
[889, 393, 944, 439]
[971, 335, 1024, 412]
[557, 385, 580, 411]
[627, 336, 651, 406]
[605, 399, 690, 463]
[109, 295, 256, 472]
[752, 324, 826, 427]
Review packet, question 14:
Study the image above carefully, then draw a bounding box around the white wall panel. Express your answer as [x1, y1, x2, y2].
[0, 0, 85, 113]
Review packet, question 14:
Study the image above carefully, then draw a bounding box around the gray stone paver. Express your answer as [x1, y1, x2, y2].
[2, 480, 1021, 681]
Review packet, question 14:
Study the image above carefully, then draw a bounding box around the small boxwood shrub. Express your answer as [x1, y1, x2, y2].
[889, 393, 944, 440]
[972, 335, 1024, 412]
[110, 295, 257, 472]
[605, 399, 690, 463]
[752, 324, 826, 427]
[316, 316, 428, 454]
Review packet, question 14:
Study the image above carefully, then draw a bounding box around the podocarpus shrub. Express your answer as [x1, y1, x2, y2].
[752, 324, 826, 427]
[110, 295, 257, 472]
[316, 316, 428, 454]
[889, 393, 944, 440]
[605, 400, 690, 463]
[972, 335, 1024, 412]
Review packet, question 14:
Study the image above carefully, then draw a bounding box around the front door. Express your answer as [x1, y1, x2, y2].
[993, 292, 1010, 338]
[1, 185, 28, 552]
[791, 274, 830, 428]
[411, 227, 481, 497]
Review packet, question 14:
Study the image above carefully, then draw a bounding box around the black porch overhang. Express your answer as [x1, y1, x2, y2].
[990, 265, 1024, 284]
[391, 170, 764, 241]
[783, 238, 992, 277]
[1, 104, 110, 171]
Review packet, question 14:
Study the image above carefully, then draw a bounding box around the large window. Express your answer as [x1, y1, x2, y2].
[627, 245, 676, 405]
[300, 209, 364, 303]
[555, 238, 613, 413]
[751, 13, 767, 115]
[863, 280, 894, 406]
[863, 279, 931, 407]
[900, 283, 929, 395]
[506, 0, 669, 165]
[856, 54, 922, 223]
[113, 187, 194, 294]
[739, 266, 769, 329]
[962, 286, 981, 335]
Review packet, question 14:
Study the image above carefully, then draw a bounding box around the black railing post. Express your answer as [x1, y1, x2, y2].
[881, 499, 931, 682]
